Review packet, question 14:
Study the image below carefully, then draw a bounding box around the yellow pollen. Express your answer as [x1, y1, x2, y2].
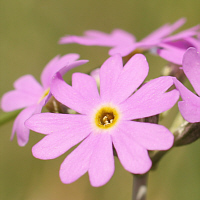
[38, 88, 50, 103]
[94, 106, 120, 129]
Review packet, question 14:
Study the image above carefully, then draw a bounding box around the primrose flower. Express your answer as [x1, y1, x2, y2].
[59, 18, 200, 64]
[173, 47, 200, 123]
[26, 54, 179, 187]
[1, 54, 88, 146]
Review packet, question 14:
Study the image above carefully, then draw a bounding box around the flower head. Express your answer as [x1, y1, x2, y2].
[1, 53, 88, 146]
[173, 47, 200, 122]
[26, 54, 179, 187]
[59, 18, 200, 64]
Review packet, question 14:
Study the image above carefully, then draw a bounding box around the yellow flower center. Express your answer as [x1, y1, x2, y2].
[38, 88, 50, 103]
[94, 106, 120, 130]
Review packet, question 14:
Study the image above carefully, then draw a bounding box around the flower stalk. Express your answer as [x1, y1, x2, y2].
[0, 110, 21, 126]
[132, 173, 148, 200]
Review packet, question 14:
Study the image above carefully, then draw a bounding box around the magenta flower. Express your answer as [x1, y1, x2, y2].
[25, 54, 179, 187]
[173, 47, 200, 122]
[157, 32, 200, 64]
[1, 53, 88, 146]
[59, 18, 199, 64]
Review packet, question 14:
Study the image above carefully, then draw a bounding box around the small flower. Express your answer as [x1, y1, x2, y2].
[1, 54, 88, 146]
[173, 47, 200, 123]
[59, 18, 200, 64]
[26, 54, 178, 187]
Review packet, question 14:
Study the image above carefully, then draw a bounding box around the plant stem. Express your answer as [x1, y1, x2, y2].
[0, 110, 21, 126]
[132, 173, 148, 200]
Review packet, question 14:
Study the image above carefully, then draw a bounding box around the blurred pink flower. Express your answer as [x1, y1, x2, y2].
[59, 18, 200, 64]
[1, 54, 88, 146]
[173, 47, 200, 122]
[26, 54, 178, 187]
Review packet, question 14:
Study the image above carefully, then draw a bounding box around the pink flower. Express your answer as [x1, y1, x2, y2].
[1, 54, 88, 146]
[59, 18, 200, 64]
[25, 54, 178, 187]
[157, 31, 200, 64]
[173, 47, 200, 122]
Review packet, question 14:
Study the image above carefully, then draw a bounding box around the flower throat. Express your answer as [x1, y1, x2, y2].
[94, 106, 119, 129]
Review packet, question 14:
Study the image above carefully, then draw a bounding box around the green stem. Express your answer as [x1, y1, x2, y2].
[132, 173, 148, 200]
[0, 110, 21, 126]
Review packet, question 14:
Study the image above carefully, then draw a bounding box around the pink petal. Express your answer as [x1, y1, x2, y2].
[58, 60, 88, 77]
[112, 127, 152, 174]
[29, 114, 92, 159]
[51, 73, 93, 114]
[142, 18, 185, 44]
[163, 25, 200, 42]
[173, 78, 200, 122]
[157, 44, 185, 65]
[182, 47, 200, 96]
[100, 54, 123, 102]
[109, 44, 137, 56]
[84, 29, 135, 46]
[11, 105, 38, 146]
[59, 134, 98, 184]
[88, 133, 114, 187]
[111, 54, 149, 104]
[168, 18, 186, 33]
[25, 113, 90, 134]
[109, 29, 136, 45]
[1, 91, 38, 112]
[59, 29, 135, 47]
[141, 24, 169, 44]
[41, 54, 82, 88]
[178, 101, 200, 123]
[185, 37, 200, 51]
[120, 76, 179, 120]
[118, 121, 174, 150]
[72, 73, 100, 107]
[14, 75, 43, 94]
[1, 75, 43, 111]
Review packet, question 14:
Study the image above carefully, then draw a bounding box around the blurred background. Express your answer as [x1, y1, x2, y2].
[0, 0, 200, 199]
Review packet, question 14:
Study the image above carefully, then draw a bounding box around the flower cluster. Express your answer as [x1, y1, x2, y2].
[60, 18, 200, 64]
[1, 18, 200, 187]
[26, 54, 178, 186]
[1, 54, 88, 146]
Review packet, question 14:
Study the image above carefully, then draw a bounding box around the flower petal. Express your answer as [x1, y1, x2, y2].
[157, 44, 185, 65]
[182, 47, 200, 96]
[100, 54, 123, 102]
[1, 91, 38, 112]
[14, 75, 43, 93]
[178, 101, 200, 123]
[28, 114, 92, 159]
[163, 25, 200, 42]
[112, 127, 152, 174]
[111, 54, 149, 104]
[51, 72, 93, 114]
[11, 105, 38, 146]
[108, 45, 136, 56]
[118, 121, 174, 150]
[72, 73, 100, 107]
[25, 113, 90, 134]
[120, 76, 179, 120]
[1, 75, 43, 111]
[59, 29, 135, 47]
[88, 133, 114, 187]
[41, 54, 88, 88]
[142, 18, 186, 44]
[58, 60, 88, 77]
[173, 78, 200, 122]
[59, 134, 98, 184]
